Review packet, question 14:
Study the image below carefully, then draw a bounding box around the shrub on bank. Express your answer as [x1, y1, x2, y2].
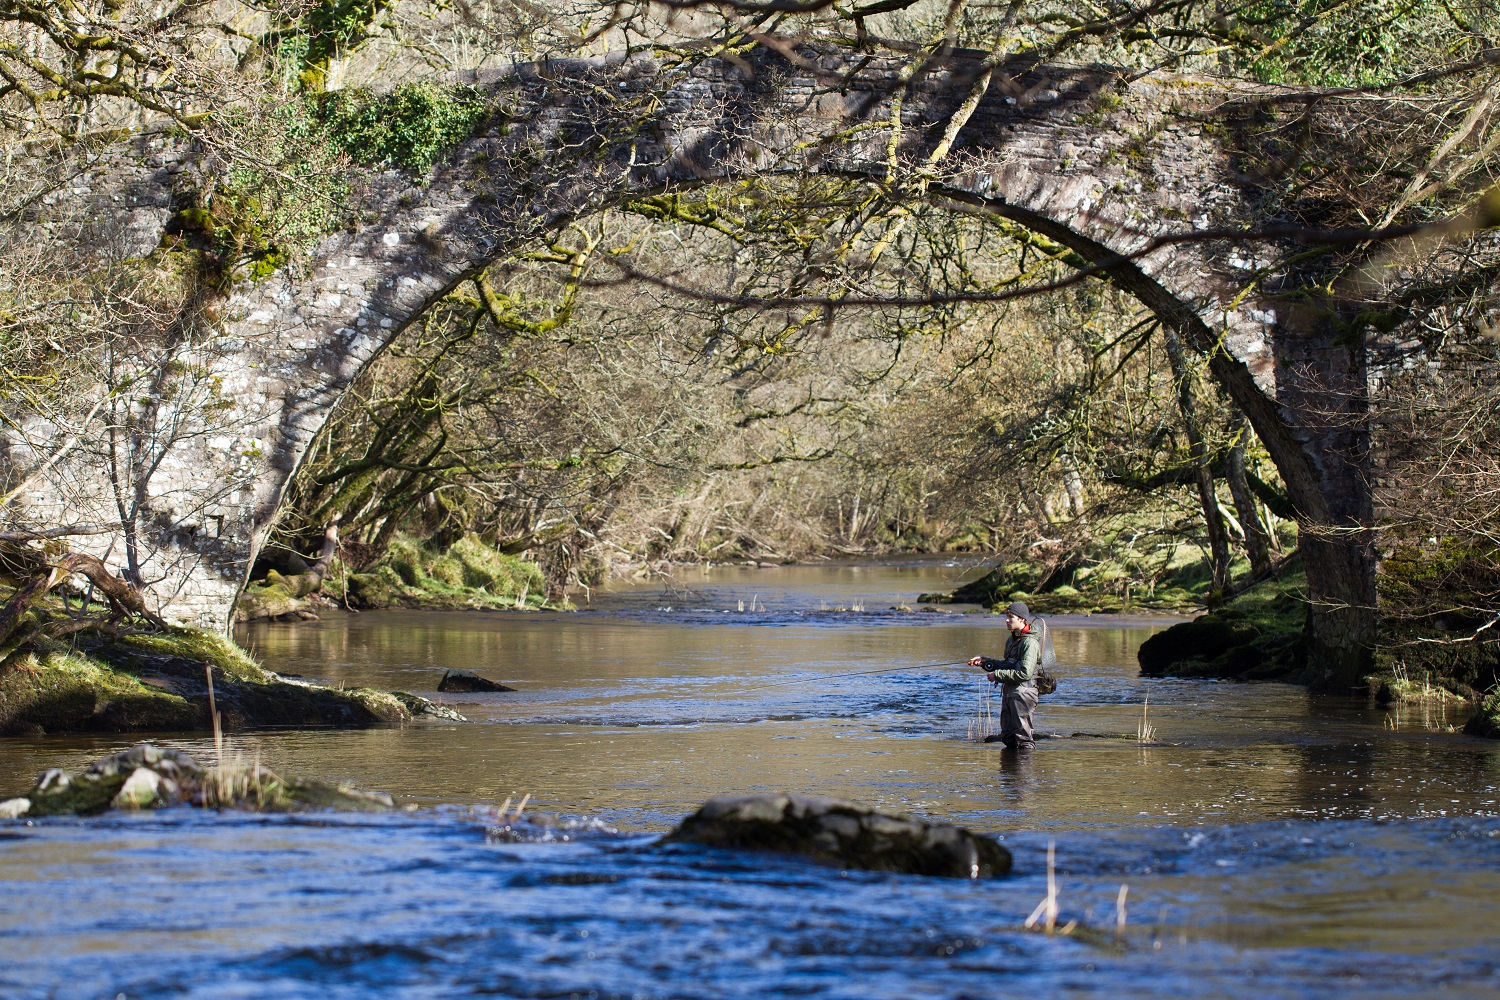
[347, 533, 547, 611]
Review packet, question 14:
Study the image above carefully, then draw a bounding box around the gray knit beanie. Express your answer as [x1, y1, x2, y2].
[1003, 600, 1031, 619]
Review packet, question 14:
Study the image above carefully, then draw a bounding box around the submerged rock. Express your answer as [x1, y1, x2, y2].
[389, 690, 466, 720]
[279, 780, 395, 812]
[5, 744, 398, 817]
[437, 668, 516, 693]
[665, 794, 1011, 878]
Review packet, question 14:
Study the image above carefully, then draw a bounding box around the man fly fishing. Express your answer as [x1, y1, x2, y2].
[968, 601, 1042, 751]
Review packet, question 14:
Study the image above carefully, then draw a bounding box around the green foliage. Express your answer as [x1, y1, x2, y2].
[1231, 1, 1454, 87]
[166, 101, 349, 281]
[314, 84, 488, 174]
[266, 0, 391, 91]
[348, 533, 547, 609]
[165, 82, 485, 279]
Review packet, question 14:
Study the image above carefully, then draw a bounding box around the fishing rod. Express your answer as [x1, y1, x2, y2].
[748, 659, 969, 690]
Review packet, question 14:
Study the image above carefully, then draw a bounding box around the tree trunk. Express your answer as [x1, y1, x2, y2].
[1198, 301, 1376, 690]
[1061, 453, 1086, 519]
[1225, 411, 1274, 577]
[1163, 325, 1232, 596]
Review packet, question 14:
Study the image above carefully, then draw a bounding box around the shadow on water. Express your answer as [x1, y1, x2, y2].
[2, 557, 1499, 997]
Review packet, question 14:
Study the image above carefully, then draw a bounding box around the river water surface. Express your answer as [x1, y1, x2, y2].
[3, 559, 1499, 998]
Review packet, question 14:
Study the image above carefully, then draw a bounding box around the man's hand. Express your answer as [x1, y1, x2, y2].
[967, 656, 984, 667]
[985, 671, 997, 683]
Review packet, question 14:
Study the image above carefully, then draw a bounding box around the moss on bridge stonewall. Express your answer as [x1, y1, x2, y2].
[162, 81, 485, 287]
[313, 83, 488, 174]
[0, 625, 459, 737]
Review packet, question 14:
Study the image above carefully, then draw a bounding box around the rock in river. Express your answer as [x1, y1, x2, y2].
[4, 744, 397, 817]
[437, 668, 516, 693]
[25, 743, 201, 816]
[665, 794, 1011, 878]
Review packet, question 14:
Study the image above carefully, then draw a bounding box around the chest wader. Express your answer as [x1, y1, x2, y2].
[998, 680, 1038, 750]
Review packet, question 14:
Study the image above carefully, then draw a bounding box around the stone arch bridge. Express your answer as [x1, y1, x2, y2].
[18, 44, 1379, 683]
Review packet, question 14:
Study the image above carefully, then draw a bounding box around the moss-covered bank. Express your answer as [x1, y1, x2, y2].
[345, 533, 548, 611]
[0, 627, 459, 737]
[918, 539, 1262, 614]
[1130, 561, 1500, 738]
[1370, 629, 1500, 737]
[1136, 561, 1309, 682]
[236, 532, 550, 622]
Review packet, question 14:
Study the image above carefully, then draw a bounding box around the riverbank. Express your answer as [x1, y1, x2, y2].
[915, 543, 1239, 615]
[1133, 562, 1500, 735]
[237, 532, 552, 622]
[1136, 560, 1308, 682]
[0, 625, 459, 736]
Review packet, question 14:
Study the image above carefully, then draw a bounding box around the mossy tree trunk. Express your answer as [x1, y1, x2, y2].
[1219, 302, 1376, 691]
[1163, 324, 1232, 596]
[1225, 410, 1274, 578]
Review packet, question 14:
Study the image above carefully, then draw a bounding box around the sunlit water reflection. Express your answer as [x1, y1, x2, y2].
[3, 558, 1498, 997]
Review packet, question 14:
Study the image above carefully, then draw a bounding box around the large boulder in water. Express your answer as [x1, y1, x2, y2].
[437, 668, 515, 693]
[2, 743, 398, 817]
[24, 743, 202, 816]
[665, 794, 1011, 878]
[1138, 614, 1257, 674]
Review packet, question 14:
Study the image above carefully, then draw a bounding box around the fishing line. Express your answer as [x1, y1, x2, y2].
[743, 659, 969, 690]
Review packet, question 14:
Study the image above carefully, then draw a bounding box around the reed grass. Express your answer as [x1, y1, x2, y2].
[1024, 841, 1077, 935]
[1385, 663, 1466, 704]
[198, 750, 293, 810]
[204, 664, 225, 766]
[1136, 692, 1158, 745]
[1383, 697, 1459, 732]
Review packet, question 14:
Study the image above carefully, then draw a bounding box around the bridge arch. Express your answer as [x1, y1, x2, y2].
[24, 44, 1373, 682]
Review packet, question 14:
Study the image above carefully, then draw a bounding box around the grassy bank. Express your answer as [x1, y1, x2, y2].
[345, 534, 548, 611]
[0, 624, 459, 737]
[919, 528, 1280, 614]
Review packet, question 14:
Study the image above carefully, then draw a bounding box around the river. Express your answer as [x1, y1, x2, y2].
[2, 558, 1499, 997]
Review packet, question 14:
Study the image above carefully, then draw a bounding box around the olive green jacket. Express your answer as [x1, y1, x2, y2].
[978, 630, 1041, 687]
